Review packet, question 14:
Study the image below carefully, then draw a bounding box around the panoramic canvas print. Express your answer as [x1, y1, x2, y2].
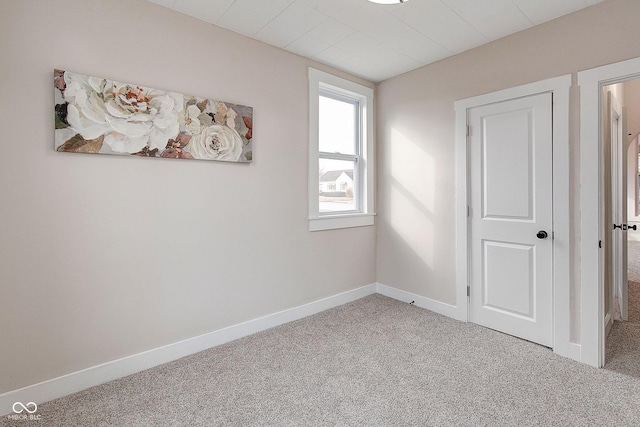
[54, 69, 253, 162]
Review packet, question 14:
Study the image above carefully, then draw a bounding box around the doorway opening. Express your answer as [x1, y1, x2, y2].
[603, 79, 640, 375]
[578, 57, 640, 367]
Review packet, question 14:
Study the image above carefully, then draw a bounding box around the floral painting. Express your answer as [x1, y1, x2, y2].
[54, 69, 253, 162]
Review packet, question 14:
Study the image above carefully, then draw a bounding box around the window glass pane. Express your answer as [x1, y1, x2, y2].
[319, 158, 357, 213]
[319, 94, 357, 155]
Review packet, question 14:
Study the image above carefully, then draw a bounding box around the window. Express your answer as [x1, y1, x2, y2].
[308, 68, 375, 231]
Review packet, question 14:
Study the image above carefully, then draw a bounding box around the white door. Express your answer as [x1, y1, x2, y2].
[468, 92, 553, 347]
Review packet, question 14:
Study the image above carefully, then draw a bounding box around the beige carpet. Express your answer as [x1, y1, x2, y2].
[2, 295, 640, 426]
[628, 240, 640, 283]
[606, 240, 640, 377]
[628, 281, 640, 323]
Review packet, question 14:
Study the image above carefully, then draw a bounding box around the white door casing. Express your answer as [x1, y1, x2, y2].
[468, 93, 554, 347]
[455, 75, 572, 360]
[579, 57, 640, 367]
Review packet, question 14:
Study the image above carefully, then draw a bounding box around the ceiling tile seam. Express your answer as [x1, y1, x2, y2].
[283, 17, 361, 57]
[308, 45, 392, 79]
[215, 0, 238, 27]
[172, 1, 424, 80]
[310, 22, 359, 44]
[380, 44, 429, 67]
[250, 1, 327, 38]
[389, 0, 457, 58]
[192, 0, 238, 29]
[510, 0, 535, 26]
[396, 19, 454, 58]
[283, 37, 326, 55]
[352, 50, 410, 75]
[445, 5, 490, 45]
[378, 39, 429, 66]
[310, 44, 349, 61]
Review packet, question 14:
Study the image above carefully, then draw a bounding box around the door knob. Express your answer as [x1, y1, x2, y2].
[613, 224, 637, 230]
[537, 230, 548, 239]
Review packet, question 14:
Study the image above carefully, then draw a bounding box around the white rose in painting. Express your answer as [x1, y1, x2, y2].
[184, 104, 204, 135]
[63, 73, 109, 139]
[187, 124, 243, 162]
[63, 71, 183, 153]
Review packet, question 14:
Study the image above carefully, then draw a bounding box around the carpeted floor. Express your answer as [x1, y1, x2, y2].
[626, 280, 640, 323]
[627, 240, 640, 283]
[3, 294, 640, 427]
[606, 240, 640, 378]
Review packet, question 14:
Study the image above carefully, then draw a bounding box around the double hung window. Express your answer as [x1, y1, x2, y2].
[308, 68, 375, 231]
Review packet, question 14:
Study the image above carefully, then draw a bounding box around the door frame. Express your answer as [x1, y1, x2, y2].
[608, 91, 627, 324]
[578, 57, 640, 367]
[454, 75, 574, 359]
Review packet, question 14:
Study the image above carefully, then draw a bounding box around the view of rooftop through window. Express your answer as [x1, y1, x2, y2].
[318, 93, 359, 213]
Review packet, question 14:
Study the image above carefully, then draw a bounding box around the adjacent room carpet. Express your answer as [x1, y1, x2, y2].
[627, 240, 640, 283]
[606, 239, 640, 379]
[3, 294, 640, 426]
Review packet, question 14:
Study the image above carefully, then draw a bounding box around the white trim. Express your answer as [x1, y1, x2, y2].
[308, 213, 375, 231]
[376, 283, 460, 319]
[563, 342, 582, 362]
[551, 81, 573, 360]
[454, 75, 575, 360]
[454, 105, 470, 321]
[0, 284, 377, 416]
[578, 56, 640, 367]
[308, 68, 375, 232]
[604, 312, 613, 338]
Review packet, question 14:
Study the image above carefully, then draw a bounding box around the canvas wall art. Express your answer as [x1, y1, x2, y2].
[54, 69, 253, 162]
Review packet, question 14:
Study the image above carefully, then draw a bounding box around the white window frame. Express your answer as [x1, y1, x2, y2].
[308, 68, 375, 232]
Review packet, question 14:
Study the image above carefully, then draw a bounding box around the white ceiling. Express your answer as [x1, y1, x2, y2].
[148, 0, 604, 83]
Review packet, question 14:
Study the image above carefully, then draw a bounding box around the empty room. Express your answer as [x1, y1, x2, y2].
[2, 0, 640, 425]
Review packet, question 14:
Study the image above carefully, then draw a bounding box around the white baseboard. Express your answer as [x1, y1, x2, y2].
[375, 283, 459, 319]
[0, 283, 377, 417]
[567, 342, 582, 362]
[604, 311, 613, 338]
[8, 282, 583, 416]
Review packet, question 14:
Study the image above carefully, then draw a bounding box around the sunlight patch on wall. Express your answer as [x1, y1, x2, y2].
[388, 128, 436, 268]
[390, 128, 436, 211]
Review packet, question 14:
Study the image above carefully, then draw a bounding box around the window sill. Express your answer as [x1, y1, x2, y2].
[308, 213, 375, 232]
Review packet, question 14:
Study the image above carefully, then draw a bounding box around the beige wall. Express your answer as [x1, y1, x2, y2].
[624, 79, 640, 140]
[376, 0, 640, 341]
[5, 0, 640, 397]
[624, 79, 640, 230]
[0, 0, 377, 394]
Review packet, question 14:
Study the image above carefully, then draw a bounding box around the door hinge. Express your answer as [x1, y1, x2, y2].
[467, 286, 470, 297]
[599, 240, 602, 249]
[466, 125, 471, 137]
[467, 205, 470, 217]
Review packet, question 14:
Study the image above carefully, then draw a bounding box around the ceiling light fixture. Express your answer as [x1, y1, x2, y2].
[368, 0, 410, 4]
